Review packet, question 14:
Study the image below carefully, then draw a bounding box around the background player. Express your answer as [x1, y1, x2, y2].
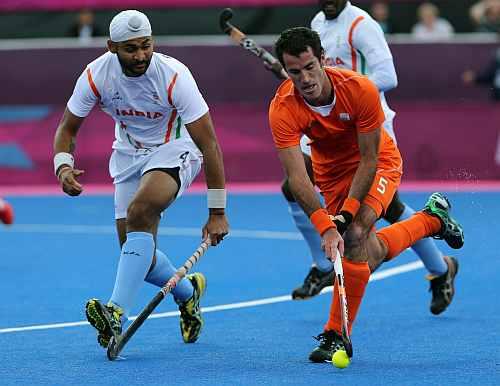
[53, 10, 229, 349]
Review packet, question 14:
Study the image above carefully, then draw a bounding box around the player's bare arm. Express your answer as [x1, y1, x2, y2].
[347, 129, 380, 203]
[53, 108, 85, 196]
[277, 145, 344, 259]
[330, 128, 380, 237]
[277, 145, 320, 215]
[185, 112, 229, 245]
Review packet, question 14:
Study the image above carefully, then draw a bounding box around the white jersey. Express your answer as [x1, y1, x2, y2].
[67, 51, 209, 154]
[311, 2, 396, 138]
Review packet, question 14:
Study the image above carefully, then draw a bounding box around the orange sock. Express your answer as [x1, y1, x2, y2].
[324, 260, 370, 334]
[377, 211, 441, 260]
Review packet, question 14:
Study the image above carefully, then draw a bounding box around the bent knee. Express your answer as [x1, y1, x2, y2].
[281, 178, 296, 202]
[343, 223, 369, 251]
[384, 193, 405, 224]
[127, 200, 160, 230]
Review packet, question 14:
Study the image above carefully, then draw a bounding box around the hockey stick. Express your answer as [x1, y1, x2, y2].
[219, 8, 288, 80]
[333, 250, 353, 358]
[106, 238, 211, 361]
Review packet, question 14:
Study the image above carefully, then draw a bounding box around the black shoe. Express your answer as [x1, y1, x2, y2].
[292, 266, 335, 300]
[423, 192, 464, 249]
[309, 330, 345, 363]
[428, 256, 459, 315]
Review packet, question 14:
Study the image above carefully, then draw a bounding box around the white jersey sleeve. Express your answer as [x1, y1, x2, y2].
[171, 64, 209, 125]
[310, 11, 324, 30]
[67, 68, 99, 118]
[367, 58, 397, 92]
[352, 18, 397, 92]
[352, 18, 392, 66]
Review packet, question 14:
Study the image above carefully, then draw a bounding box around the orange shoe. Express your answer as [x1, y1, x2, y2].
[0, 200, 14, 225]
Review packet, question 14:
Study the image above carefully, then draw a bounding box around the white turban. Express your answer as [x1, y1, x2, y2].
[109, 10, 152, 42]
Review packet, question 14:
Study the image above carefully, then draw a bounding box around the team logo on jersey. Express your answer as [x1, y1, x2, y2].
[339, 113, 351, 121]
[111, 91, 122, 101]
[115, 108, 163, 119]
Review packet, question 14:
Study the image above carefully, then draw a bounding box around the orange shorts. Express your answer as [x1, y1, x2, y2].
[320, 168, 402, 218]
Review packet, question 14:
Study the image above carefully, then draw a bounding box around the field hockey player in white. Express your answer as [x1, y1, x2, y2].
[53, 10, 229, 351]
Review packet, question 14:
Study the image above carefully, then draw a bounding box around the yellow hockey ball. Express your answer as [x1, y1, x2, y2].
[332, 349, 351, 369]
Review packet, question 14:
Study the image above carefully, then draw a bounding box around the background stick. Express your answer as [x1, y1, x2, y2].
[219, 8, 288, 80]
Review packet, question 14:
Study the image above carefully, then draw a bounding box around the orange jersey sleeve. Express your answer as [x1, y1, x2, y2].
[268, 82, 303, 149]
[352, 76, 385, 133]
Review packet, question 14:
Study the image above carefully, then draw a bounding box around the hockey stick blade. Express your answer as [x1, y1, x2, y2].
[107, 291, 164, 360]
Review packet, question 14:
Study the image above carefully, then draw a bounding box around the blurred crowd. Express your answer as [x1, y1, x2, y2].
[369, 0, 500, 40]
[5, 2, 500, 102]
[366, 0, 500, 100]
[470, 0, 500, 33]
[66, 1, 500, 43]
[66, 8, 102, 42]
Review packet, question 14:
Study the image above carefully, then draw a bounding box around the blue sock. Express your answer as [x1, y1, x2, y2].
[110, 232, 155, 317]
[398, 204, 448, 275]
[145, 248, 194, 303]
[288, 201, 333, 272]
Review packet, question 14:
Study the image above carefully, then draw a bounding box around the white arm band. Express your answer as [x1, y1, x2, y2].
[207, 189, 226, 209]
[53, 152, 74, 175]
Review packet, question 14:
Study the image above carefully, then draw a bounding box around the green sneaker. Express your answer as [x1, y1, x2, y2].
[85, 298, 123, 348]
[178, 273, 206, 343]
[423, 192, 464, 249]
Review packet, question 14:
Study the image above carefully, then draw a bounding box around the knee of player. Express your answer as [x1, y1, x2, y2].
[126, 200, 159, 229]
[343, 223, 367, 251]
[281, 178, 296, 202]
[384, 193, 405, 224]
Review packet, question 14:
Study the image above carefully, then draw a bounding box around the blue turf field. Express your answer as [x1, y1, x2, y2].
[0, 191, 499, 385]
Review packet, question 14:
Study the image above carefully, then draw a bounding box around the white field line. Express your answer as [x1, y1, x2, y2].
[0, 260, 423, 334]
[3, 224, 303, 240]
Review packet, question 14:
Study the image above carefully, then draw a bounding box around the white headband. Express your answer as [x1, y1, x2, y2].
[109, 10, 152, 43]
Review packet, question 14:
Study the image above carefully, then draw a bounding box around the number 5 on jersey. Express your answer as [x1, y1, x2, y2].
[376, 176, 388, 194]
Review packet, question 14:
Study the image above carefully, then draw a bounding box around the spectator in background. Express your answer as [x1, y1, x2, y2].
[470, 0, 500, 33]
[462, 46, 500, 101]
[67, 9, 102, 42]
[370, 1, 392, 34]
[411, 2, 454, 41]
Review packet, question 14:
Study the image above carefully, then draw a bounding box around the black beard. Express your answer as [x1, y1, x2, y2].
[117, 54, 151, 77]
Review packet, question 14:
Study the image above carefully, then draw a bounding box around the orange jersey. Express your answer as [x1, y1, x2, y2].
[269, 67, 402, 190]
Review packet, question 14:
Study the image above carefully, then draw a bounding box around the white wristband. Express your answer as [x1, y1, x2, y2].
[54, 152, 74, 175]
[207, 189, 226, 209]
